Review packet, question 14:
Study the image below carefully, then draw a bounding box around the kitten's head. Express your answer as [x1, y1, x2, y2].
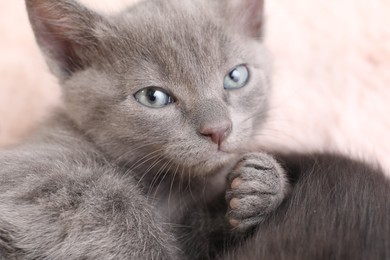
[26, 0, 271, 175]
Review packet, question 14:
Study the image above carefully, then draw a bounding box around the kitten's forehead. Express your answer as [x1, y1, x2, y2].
[108, 0, 235, 96]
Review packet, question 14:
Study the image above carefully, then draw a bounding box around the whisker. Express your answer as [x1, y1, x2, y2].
[186, 165, 202, 207]
[150, 158, 175, 200]
[168, 163, 180, 214]
[125, 151, 166, 187]
[143, 154, 166, 189]
[128, 148, 164, 173]
[146, 157, 171, 198]
[114, 141, 162, 167]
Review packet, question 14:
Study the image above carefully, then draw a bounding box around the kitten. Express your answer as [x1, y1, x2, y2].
[0, 0, 287, 259]
[2, 0, 389, 260]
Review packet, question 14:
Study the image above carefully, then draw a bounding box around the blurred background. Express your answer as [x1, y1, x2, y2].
[0, 0, 389, 172]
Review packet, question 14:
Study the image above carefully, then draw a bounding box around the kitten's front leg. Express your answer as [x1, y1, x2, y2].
[177, 153, 288, 259]
[226, 153, 288, 231]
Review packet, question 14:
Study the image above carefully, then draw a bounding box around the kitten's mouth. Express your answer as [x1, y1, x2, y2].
[196, 151, 233, 164]
[193, 150, 240, 173]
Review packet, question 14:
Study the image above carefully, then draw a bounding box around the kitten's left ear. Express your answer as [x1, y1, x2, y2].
[224, 0, 264, 39]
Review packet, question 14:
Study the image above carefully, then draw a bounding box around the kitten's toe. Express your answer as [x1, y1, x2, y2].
[227, 194, 278, 231]
[231, 178, 242, 190]
[226, 153, 288, 231]
[229, 198, 240, 209]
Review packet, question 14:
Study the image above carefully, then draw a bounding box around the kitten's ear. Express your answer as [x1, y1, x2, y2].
[224, 0, 264, 39]
[26, 0, 104, 79]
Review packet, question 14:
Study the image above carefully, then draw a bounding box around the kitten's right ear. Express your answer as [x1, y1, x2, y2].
[26, 0, 105, 79]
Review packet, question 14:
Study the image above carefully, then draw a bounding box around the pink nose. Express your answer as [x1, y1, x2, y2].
[200, 123, 232, 146]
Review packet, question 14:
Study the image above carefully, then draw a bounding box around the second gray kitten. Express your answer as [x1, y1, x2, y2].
[0, 0, 287, 259]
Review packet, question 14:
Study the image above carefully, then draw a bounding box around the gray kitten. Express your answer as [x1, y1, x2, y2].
[0, 0, 287, 259]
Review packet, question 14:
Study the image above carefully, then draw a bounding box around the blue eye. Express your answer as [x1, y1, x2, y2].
[224, 64, 250, 90]
[134, 87, 174, 108]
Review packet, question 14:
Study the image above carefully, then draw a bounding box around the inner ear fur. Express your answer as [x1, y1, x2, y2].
[26, 0, 105, 79]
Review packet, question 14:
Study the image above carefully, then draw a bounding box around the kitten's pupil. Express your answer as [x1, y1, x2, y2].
[146, 89, 158, 103]
[229, 70, 241, 83]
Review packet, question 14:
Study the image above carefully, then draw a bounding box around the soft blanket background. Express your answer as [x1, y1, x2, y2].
[0, 0, 389, 173]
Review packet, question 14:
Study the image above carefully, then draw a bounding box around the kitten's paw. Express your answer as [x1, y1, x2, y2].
[226, 153, 288, 232]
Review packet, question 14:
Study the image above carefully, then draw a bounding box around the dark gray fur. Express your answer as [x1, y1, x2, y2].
[223, 153, 390, 260]
[0, 0, 287, 259]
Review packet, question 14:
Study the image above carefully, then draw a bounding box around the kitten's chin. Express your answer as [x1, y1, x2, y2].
[191, 142, 260, 175]
[189, 152, 240, 177]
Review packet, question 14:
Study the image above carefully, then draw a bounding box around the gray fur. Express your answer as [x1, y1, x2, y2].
[0, 115, 180, 259]
[0, 0, 285, 259]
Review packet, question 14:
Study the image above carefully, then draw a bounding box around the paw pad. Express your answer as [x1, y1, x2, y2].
[229, 219, 239, 227]
[231, 178, 242, 190]
[229, 198, 239, 209]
